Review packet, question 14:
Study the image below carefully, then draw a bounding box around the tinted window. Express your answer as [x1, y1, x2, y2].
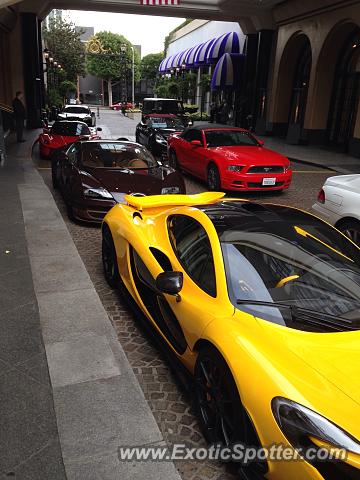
[221, 217, 360, 331]
[182, 129, 203, 143]
[82, 142, 157, 169]
[168, 215, 216, 297]
[143, 100, 183, 114]
[51, 122, 90, 136]
[205, 130, 259, 147]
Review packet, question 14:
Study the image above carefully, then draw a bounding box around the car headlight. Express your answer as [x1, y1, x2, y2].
[272, 397, 360, 455]
[227, 165, 244, 172]
[156, 134, 167, 145]
[284, 164, 291, 173]
[84, 187, 113, 199]
[161, 186, 180, 194]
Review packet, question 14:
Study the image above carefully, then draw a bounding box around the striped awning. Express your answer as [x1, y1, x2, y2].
[211, 53, 245, 91]
[159, 31, 241, 72]
[194, 37, 216, 66]
[207, 32, 240, 63]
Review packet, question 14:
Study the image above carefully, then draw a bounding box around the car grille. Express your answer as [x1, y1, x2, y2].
[247, 181, 284, 188]
[247, 165, 284, 173]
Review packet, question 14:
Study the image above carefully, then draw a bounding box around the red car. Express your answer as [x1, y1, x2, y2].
[111, 102, 134, 111]
[168, 125, 292, 192]
[38, 121, 101, 159]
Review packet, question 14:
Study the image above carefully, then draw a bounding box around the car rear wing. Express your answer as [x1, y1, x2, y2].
[125, 192, 225, 211]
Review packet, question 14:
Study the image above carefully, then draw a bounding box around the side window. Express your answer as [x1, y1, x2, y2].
[168, 215, 216, 297]
[67, 143, 80, 165]
[182, 129, 196, 142]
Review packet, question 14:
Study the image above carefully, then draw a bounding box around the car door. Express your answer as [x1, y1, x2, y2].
[184, 129, 208, 178]
[165, 214, 224, 349]
[175, 129, 196, 172]
[62, 143, 82, 204]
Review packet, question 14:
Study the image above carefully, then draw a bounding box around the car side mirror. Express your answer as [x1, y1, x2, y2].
[258, 139, 265, 146]
[97, 127, 102, 132]
[191, 140, 202, 147]
[156, 271, 183, 296]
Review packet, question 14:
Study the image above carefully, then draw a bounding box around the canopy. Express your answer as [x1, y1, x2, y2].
[159, 31, 241, 72]
[211, 53, 245, 91]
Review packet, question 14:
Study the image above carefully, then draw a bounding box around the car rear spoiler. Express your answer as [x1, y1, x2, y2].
[125, 192, 225, 211]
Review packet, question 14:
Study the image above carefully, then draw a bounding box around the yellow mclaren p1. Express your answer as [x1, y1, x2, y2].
[102, 192, 360, 480]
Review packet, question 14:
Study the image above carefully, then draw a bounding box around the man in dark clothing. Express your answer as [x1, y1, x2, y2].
[12, 91, 26, 142]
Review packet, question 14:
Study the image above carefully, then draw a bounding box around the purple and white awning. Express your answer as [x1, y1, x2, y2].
[211, 53, 245, 91]
[159, 31, 242, 72]
[207, 32, 240, 63]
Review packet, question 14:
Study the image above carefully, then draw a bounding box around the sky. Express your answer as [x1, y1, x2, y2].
[64, 10, 185, 57]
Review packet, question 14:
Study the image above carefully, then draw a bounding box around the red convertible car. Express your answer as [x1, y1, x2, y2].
[38, 121, 101, 159]
[168, 125, 292, 192]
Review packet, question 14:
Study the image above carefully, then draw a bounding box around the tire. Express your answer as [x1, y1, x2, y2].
[102, 227, 121, 288]
[195, 346, 248, 445]
[207, 164, 221, 191]
[337, 219, 360, 246]
[194, 346, 267, 478]
[169, 150, 179, 170]
[66, 202, 75, 222]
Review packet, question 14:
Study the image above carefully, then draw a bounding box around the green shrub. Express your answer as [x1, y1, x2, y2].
[189, 112, 210, 121]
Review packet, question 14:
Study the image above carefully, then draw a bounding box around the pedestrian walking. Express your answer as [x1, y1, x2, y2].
[121, 101, 127, 117]
[220, 102, 229, 125]
[210, 102, 216, 123]
[12, 91, 26, 143]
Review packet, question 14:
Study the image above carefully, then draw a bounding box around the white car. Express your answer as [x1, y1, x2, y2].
[312, 174, 360, 244]
[57, 105, 96, 127]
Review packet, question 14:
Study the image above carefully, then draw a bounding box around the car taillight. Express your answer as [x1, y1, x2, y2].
[317, 188, 325, 204]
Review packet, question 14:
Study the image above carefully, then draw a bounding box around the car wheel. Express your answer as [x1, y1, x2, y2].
[51, 160, 59, 189]
[207, 164, 221, 191]
[169, 150, 179, 170]
[195, 346, 261, 444]
[337, 219, 360, 246]
[102, 227, 121, 288]
[66, 202, 75, 222]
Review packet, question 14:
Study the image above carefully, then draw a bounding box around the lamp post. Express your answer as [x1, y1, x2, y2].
[130, 45, 135, 107]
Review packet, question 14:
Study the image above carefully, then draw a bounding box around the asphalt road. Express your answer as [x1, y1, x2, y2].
[34, 110, 336, 480]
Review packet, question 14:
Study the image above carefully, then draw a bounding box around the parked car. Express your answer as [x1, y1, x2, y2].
[168, 125, 292, 192]
[135, 114, 187, 159]
[312, 174, 360, 245]
[57, 104, 96, 127]
[111, 101, 134, 111]
[102, 191, 360, 479]
[51, 140, 185, 223]
[141, 98, 192, 126]
[38, 121, 101, 159]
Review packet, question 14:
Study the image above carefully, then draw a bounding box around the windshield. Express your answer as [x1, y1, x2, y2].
[149, 117, 184, 129]
[221, 216, 360, 332]
[51, 122, 90, 136]
[63, 107, 90, 115]
[205, 130, 259, 148]
[82, 142, 158, 169]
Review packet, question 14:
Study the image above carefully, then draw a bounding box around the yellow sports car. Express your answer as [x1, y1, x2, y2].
[102, 192, 360, 479]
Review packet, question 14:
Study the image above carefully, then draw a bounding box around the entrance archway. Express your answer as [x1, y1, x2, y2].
[272, 32, 312, 140]
[327, 27, 360, 147]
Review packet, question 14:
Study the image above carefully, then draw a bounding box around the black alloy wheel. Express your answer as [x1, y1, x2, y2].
[194, 347, 267, 478]
[207, 164, 221, 191]
[102, 227, 121, 288]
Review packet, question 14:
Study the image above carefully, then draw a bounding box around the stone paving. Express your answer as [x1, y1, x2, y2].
[37, 109, 337, 480]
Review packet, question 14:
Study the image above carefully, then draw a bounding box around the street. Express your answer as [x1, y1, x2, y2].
[35, 109, 336, 480]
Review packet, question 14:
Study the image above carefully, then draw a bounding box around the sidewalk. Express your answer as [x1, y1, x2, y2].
[0, 132, 181, 480]
[258, 136, 360, 174]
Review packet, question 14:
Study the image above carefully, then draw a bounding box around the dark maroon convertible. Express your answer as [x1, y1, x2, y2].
[51, 140, 186, 222]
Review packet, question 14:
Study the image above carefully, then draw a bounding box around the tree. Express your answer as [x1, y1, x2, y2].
[59, 80, 78, 102]
[43, 19, 85, 82]
[86, 31, 140, 106]
[141, 52, 163, 83]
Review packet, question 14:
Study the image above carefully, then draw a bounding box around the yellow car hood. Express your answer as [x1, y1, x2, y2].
[258, 318, 360, 406]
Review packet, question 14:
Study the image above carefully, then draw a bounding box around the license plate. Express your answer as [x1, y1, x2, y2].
[262, 177, 276, 186]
